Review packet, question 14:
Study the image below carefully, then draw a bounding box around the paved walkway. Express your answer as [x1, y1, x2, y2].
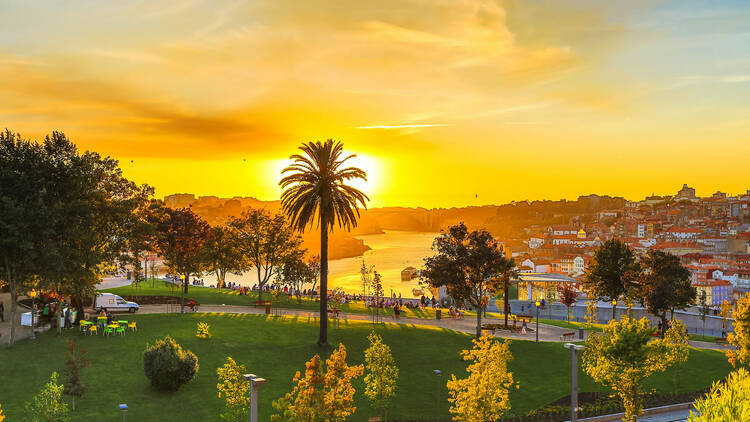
[137, 303, 584, 341]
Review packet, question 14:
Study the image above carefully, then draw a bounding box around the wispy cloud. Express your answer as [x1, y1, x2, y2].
[356, 124, 452, 129]
[193, 0, 248, 39]
[722, 75, 750, 83]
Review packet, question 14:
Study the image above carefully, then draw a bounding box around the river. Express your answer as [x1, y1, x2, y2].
[214, 231, 438, 298]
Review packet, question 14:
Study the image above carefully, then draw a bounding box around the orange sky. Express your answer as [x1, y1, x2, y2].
[1, 1, 749, 207]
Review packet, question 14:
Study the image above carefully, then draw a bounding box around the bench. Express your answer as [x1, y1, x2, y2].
[251, 301, 271, 307]
[715, 337, 728, 343]
[481, 323, 503, 335]
[560, 332, 575, 341]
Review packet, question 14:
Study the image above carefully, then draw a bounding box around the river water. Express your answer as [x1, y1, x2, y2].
[215, 231, 437, 298]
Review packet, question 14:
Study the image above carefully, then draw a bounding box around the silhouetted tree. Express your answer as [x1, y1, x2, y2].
[639, 250, 695, 337]
[279, 140, 368, 347]
[230, 209, 302, 301]
[422, 223, 511, 338]
[583, 239, 641, 320]
[150, 205, 211, 312]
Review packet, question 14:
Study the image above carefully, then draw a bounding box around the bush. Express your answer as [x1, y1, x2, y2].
[196, 322, 211, 339]
[143, 336, 199, 391]
[24, 372, 69, 422]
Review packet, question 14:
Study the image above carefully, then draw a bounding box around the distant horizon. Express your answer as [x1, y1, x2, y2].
[162, 183, 750, 210]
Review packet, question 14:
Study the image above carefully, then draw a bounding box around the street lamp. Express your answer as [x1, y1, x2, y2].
[535, 300, 541, 343]
[243, 374, 267, 422]
[612, 299, 617, 321]
[433, 369, 441, 421]
[564, 344, 585, 422]
[119, 404, 128, 422]
[29, 289, 38, 340]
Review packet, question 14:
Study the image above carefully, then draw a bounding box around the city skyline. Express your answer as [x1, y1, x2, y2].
[1, 0, 749, 207]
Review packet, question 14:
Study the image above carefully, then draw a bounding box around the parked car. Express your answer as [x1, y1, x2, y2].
[93, 293, 139, 313]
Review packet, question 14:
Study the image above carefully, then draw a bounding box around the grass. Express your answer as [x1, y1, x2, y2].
[0, 313, 733, 421]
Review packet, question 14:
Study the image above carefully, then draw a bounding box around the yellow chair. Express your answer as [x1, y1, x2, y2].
[128, 322, 137, 332]
[88, 325, 98, 335]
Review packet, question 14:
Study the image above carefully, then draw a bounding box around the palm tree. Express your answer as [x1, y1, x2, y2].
[279, 139, 369, 347]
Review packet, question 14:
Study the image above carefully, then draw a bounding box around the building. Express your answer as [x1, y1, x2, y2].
[675, 184, 697, 201]
[517, 272, 578, 301]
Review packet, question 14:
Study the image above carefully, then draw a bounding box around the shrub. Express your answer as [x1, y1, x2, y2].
[196, 322, 212, 339]
[24, 372, 70, 422]
[0, 403, 5, 422]
[143, 336, 199, 391]
[689, 368, 750, 421]
[217, 357, 250, 422]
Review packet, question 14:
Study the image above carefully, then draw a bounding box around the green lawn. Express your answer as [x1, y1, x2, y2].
[0, 313, 732, 421]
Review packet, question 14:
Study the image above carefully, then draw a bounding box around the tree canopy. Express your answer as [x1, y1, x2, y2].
[422, 223, 512, 337]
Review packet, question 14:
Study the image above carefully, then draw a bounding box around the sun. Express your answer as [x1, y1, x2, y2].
[345, 153, 383, 203]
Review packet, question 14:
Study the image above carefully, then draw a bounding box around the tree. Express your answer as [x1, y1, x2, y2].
[689, 368, 750, 421]
[279, 139, 369, 347]
[0, 130, 47, 347]
[271, 343, 364, 421]
[230, 209, 302, 301]
[62, 340, 89, 411]
[364, 332, 398, 421]
[498, 257, 518, 329]
[308, 255, 321, 294]
[24, 372, 70, 422]
[371, 271, 384, 323]
[720, 300, 733, 336]
[216, 357, 251, 422]
[203, 225, 243, 289]
[422, 223, 511, 338]
[447, 336, 514, 422]
[276, 252, 316, 304]
[639, 251, 695, 336]
[583, 239, 641, 321]
[582, 316, 689, 421]
[558, 283, 578, 323]
[727, 294, 750, 367]
[360, 259, 373, 300]
[150, 205, 211, 312]
[698, 290, 709, 336]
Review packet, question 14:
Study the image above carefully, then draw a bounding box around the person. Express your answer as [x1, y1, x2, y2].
[0, 301, 4, 322]
[99, 308, 106, 318]
[64, 307, 72, 329]
[521, 320, 527, 335]
[394, 303, 401, 319]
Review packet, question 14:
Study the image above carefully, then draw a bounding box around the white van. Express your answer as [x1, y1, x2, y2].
[93, 293, 139, 313]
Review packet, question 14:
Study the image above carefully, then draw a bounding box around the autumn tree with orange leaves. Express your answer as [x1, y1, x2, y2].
[271, 343, 364, 422]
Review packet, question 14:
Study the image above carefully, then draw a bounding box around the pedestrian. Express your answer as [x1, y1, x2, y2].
[0, 301, 4, 322]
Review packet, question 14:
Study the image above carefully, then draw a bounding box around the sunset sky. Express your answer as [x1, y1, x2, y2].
[1, 0, 749, 208]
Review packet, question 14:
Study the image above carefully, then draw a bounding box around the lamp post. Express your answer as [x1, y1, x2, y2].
[611, 299, 617, 321]
[243, 373, 267, 422]
[535, 300, 541, 343]
[564, 344, 585, 422]
[29, 289, 37, 340]
[119, 404, 128, 422]
[433, 369, 441, 421]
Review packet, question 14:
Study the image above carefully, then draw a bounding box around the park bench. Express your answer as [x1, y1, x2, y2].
[328, 307, 342, 318]
[715, 337, 728, 343]
[560, 332, 575, 341]
[481, 323, 503, 335]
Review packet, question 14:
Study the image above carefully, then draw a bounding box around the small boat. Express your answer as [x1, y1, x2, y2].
[412, 288, 424, 297]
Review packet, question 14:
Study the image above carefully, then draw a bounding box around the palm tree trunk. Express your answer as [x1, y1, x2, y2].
[319, 224, 329, 347]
